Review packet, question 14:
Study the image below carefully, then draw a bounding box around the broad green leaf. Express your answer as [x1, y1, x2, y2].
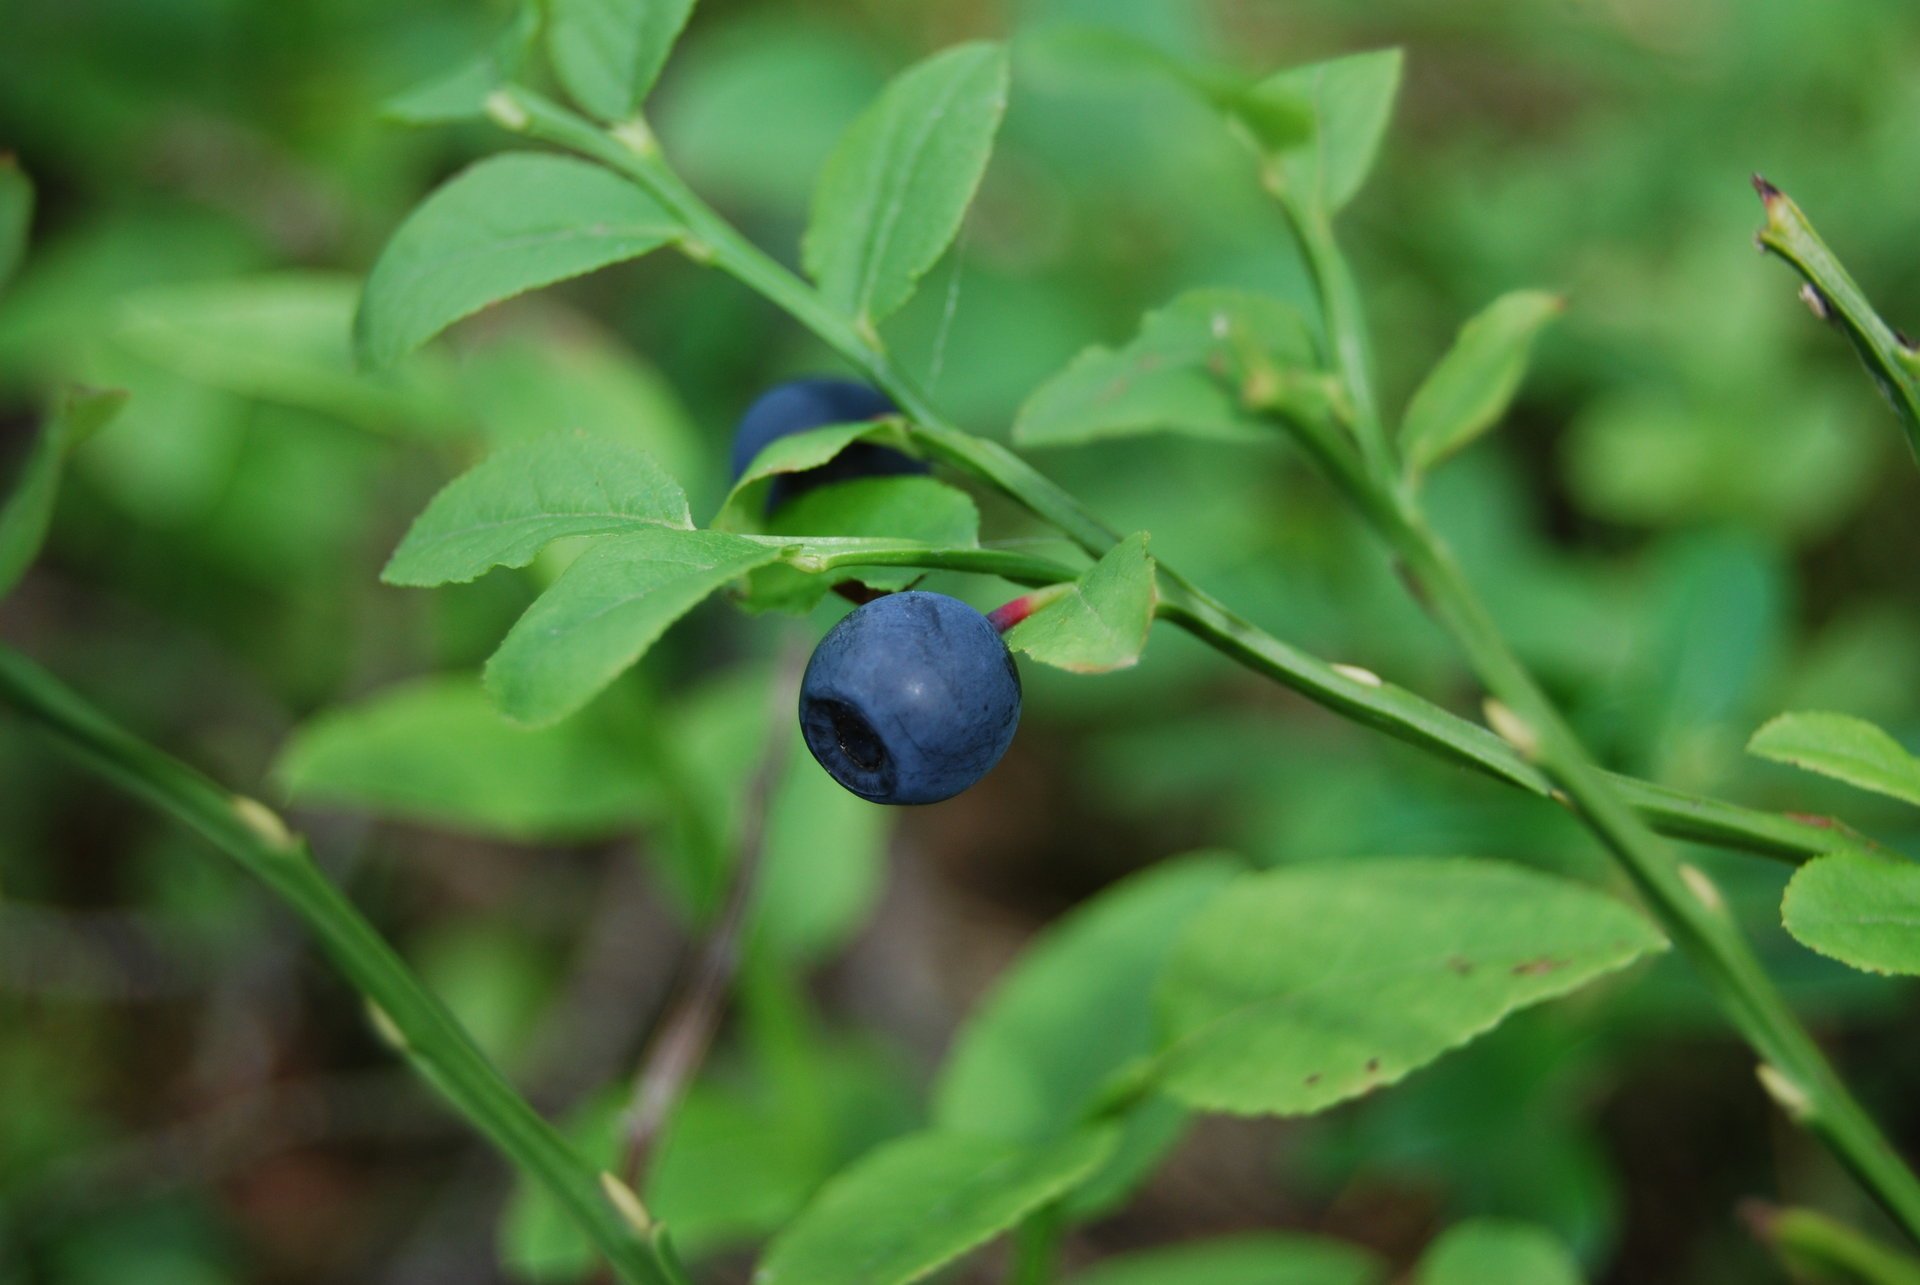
[383, 2, 542, 125]
[384, 433, 692, 587]
[356, 154, 681, 367]
[1002, 532, 1156, 673]
[485, 527, 779, 725]
[113, 273, 455, 432]
[1154, 857, 1665, 1115]
[752, 475, 979, 605]
[548, 0, 695, 122]
[0, 386, 127, 600]
[715, 418, 915, 526]
[757, 1127, 1117, 1285]
[1401, 291, 1564, 479]
[1256, 49, 1403, 216]
[1014, 290, 1320, 448]
[1071, 1233, 1386, 1285]
[415, 922, 557, 1067]
[936, 855, 1240, 1137]
[1414, 1219, 1584, 1285]
[274, 675, 660, 841]
[1749, 711, 1920, 808]
[1759, 1205, 1920, 1285]
[1782, 852, 1920, 977]
[1755, 180, 1920, 461]
[0, 154, 31, 293]
[804, 42, 1009, 329]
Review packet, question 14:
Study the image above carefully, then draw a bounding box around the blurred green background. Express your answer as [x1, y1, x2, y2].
[4, 0, 1920, 1281]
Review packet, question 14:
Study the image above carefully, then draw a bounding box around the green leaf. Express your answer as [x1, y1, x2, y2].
[1782, 852, 1920, 977]
[356, 154, 682, 368]
[1754, 180, 1920, 461]
[0, 153, 32, 294]
[274, 674, 660, 842]
[382, 2, 543, 125]
[757, 1127, 1117, 1285]
[1414, 1219, 1584, 1285]
[113, 273, 456, 433]
[0, 386, 127, 600]
[1758, 1205, 1920, 1285]
[804, 42, 1010, 329]
[1002, 533, 1156, 673]
[936, 854, 1242, 1139]
[485, 527, 780, 725]
[1401, 291, 1564, 479]
[754, 740, 892, 960]
[1071, 1233, 1386, 1285]
[548, 0, 695, 122]
[1014, 289, 1320, 448]
[1256, 49, 1403, 216]
[715, 418, 915, 525]
[757, 475, 978, 602]
[384, 432, 692, 587]
[1748, 711, 1920, 808]
[1153, 857, 1665, 1115]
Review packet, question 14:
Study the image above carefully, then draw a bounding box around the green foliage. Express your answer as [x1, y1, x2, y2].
[547, 0, 696, 123]
[804, 42, 1010, 329]
[1749, 711, 1920, 808]
[1759, 1205, 1920, 1285]
[485, 528, 781, 725]
[1414, 1218, 1585, 1285]
[0, 385, 126, 600]
[384, 433, 692, 587]
[1015, 289, 1320, 447]
[0, 153, 30, 294]
[757, 1126, 1117, 1285]
[1002, 532, 1157, 672]
[763, 476, 981, 596]
[1401, 291, 1564, 480]
[716, 419, 915, 525]
[1070, 1233, 1386, 1285]
[1154, 858, 1666, 1114]
[1783, 853, 1920, 977]
[274, 674, 660, 841]
[356, 154, 683, 367]
[383, 2, 544, 124]
[1255, 50, 1403, 216]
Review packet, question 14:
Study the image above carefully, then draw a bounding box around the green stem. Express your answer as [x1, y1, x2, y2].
[1010, 1206, 1064, 1285]
[483, 87, 1882, 871]
[1277, 200, 1393, 482]
[0, 646, 692, 1285]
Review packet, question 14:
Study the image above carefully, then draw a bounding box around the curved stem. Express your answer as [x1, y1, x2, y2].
[0, 646, 692, 1285]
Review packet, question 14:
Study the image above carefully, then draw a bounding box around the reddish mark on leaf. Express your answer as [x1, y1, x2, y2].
[1447, 956, 1476, 977]
[1785, 812, 1837, 829]
[1304, 1073, 1322, 1087]
[1511, 956, 1568, 977]
[1364, 1058, 1381, 1075]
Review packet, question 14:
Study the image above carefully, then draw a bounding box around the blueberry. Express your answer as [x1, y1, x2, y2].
[800, 591, 1022, 805]
[729, 378, 926, 510]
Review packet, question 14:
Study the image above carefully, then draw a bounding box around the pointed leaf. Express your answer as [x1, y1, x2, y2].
[356, 154, 681, 367]
[1256, 49, 1403, 215]
[804, 42, 1009, 328]
[1401, 290, 1564, 478]
[485, 528, 779, 725]
[1415, 1219, 1584, 1285]
[1783, 852, 1920, 977]
[1748, 711, 1920, 808]
[756, 1127, 1117, 1285]
[1071, 1233, 1386, 1285]
[1002, 532, 1156, 673]
[0, 153, 32, 293]
[384, 433, 691, 587]
[714, 418, 915, 527]
[547, 0, 696, 122]
[383, 2, 543, 125]
[759, 474, 979, 598]
[1154, 857, 1665, 1115]
[1015, 290, 1320, 448]
[275, 675, 660, 841]
[0, 386, 127, 600]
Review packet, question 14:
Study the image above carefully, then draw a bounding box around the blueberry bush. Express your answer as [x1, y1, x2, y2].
[6, 2, 1920, 1282]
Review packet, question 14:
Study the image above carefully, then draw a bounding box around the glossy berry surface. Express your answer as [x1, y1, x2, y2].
[800, 591, 1022, 805]
[728, 378, 926, 509]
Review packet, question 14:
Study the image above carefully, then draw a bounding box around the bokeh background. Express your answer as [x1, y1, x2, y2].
[5, 0, 1920, 1281]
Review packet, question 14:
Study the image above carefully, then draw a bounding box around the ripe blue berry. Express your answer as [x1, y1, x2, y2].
[800, 591, 1022, 805]
[729, 378, 926, 509]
